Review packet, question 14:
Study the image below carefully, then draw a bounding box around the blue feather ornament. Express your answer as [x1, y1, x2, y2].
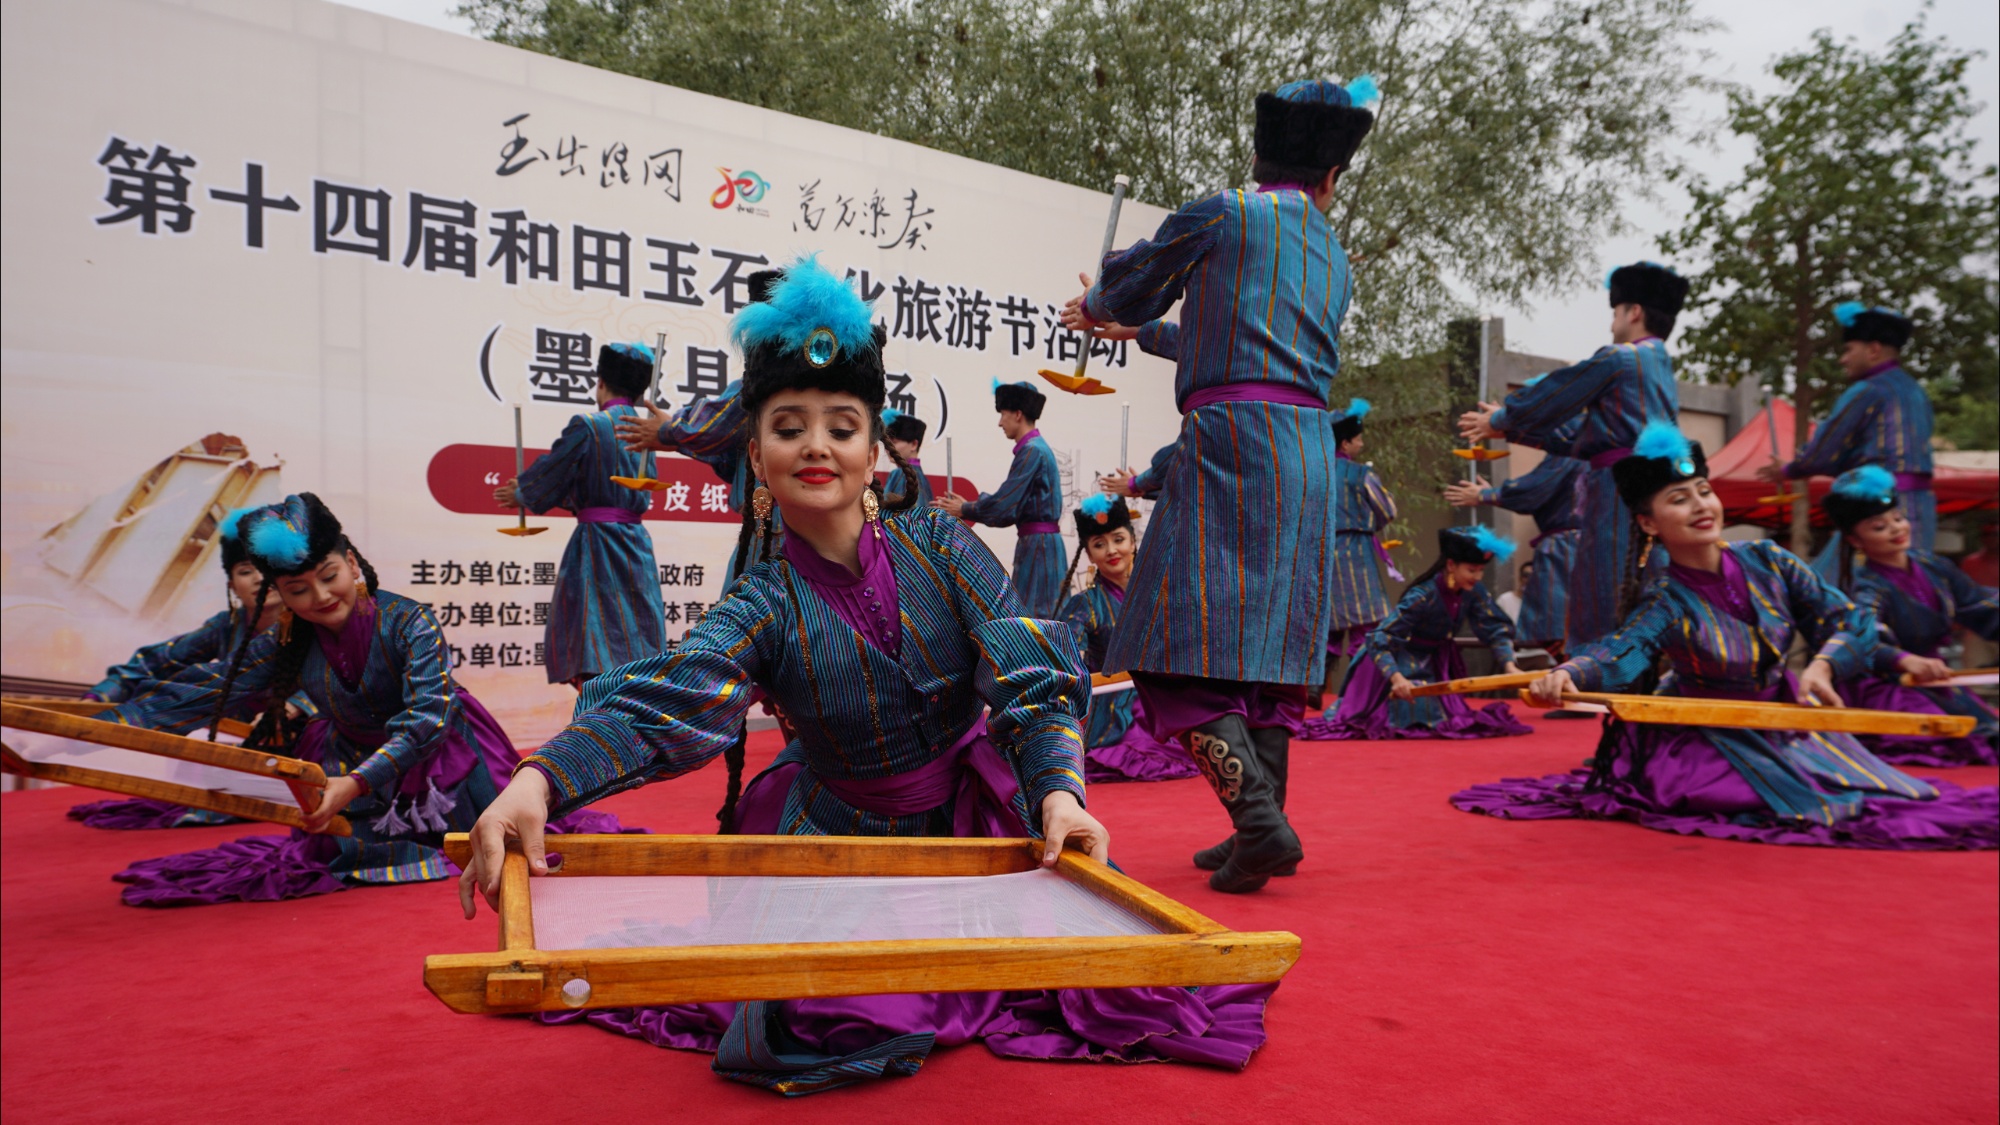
[246, 509, 310, 569]
[1833, 301, 1866, 327]
[1345, 397, 1372, 418]
[1832, 464, 1896, 500]
[218, 506, 255, 543]
[729, 254, 878, 362]
[881, 407, 904, 424]
[1632, 421, 1692, 462]
[1080, 493, 1113, 518]
[1468, 525, 1516, 563]
[1345, 74, 1380, 106]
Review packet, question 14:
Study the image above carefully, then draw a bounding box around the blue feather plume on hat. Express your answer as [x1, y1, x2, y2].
[1633, 421, 1693, 462]
[1344, 397, 1371, 418]
[245, 501, 311, 569]
[1468, 525, 1516, 563]
[881, 407, 904, 424]
[218, 506, 254, 543]
[729, 254, 877, 360]
[1080, 493, 1112, 518]
[1345, 74, 1380, 106]
[1832, 464, 1896, 500]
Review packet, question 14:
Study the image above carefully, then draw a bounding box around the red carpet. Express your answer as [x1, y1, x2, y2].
[4, 719, 1995, 1124]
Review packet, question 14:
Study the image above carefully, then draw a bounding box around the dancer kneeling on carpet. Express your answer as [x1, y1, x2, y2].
[1058, 495, 1197, 783]
[100, 493, 627, 906]
[70, 510, 313, 830]
[460, 257, 1272, 1095]
[1822, 465, 1997, 767]
[1302, 526, 1530, 742]
[1452, 424, 1997, 850]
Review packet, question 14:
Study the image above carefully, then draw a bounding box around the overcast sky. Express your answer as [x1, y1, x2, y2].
[342, 0, 1997, 364]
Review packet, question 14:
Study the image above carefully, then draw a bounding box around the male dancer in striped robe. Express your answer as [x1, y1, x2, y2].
[934, 382, 1066, 616]
[1060, 74, 1379, 892]
[1457, 262, 1686, 647]
[1757, 303, 1936, 576]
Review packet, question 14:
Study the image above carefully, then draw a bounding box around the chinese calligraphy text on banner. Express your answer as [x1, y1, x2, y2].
[0, 0, 1180, 744]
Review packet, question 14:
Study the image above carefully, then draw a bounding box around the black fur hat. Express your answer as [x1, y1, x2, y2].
[1606, 262, 1690, 315]
[1612, 423, 1709, 513]
[1254, 77, 1378, 171]
[732, 257, 887, 417]
[1835, 302, 1913, 349]
[225, 492, 346, 579]
[994, 380, 1046, 422]
[1438, 525, 1517, 565]
[1822, 466, 1900, 531]
[1330, 397, 1371, 444]
[883, 409, 927, 445]
[595, 342, 654, 400]
[1073, 495, 1133, 540]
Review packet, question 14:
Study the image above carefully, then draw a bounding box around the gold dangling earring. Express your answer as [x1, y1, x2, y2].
[276, 606, 295, 644]
[751, 485, 774, 539]
[861, 486, 880, 523]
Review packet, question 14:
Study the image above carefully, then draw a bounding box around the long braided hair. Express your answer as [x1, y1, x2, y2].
[208, 541, 379, 751]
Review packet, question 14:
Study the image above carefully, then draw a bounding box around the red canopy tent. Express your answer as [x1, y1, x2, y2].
[1709, 399, 2000, 529]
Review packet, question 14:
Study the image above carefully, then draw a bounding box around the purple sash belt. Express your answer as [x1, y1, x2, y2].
[1181, 381, 1328, 414]
[814, 721, 1024, 836]
[575, 507, 643, 524]
[1018, 521, 1062, 535]
[1590, 447, 1634, 470]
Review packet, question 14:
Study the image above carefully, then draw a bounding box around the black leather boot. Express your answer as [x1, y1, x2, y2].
[1249, 725, 1298, 876]
[1186, 716, 1302, 893]
[1193, 726, 1300, 874]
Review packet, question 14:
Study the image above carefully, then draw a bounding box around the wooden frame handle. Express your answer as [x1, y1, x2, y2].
[1515, 688, 1976, 738]
[1, 701, 325, 784]
[1900, 665, 1998, 687]
[1409, 671, 1540, 698]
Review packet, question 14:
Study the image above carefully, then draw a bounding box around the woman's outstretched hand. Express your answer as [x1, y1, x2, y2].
[303, 774, 362, 834]
[1039, 790, 1109, 867]
[1798, 657, 1845, 708]
[458, 767, 554, 919]
[614, 401, 674, 453]
[1529, 669, 1575, 707]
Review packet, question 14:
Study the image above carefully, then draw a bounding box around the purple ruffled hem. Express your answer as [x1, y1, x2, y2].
[110, 808, 640, 907]
[67, 798, 243, 830]
[538, 982, 1275, 1074]
[1451, 769, 2000, 850]
[1302, 652, 1530, 741]
[1084, 716, 1198, 784]
[114, 833, 349, 906]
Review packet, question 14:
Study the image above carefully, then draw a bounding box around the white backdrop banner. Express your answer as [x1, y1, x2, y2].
[0, 0, 1182, 744]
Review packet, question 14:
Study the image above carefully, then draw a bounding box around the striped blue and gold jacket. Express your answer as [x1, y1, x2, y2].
[1787, 366, 1934, 478]
[106, 592, 476, 798]
[1561, 540, 1875, 694]
[1853, 551, 1999, 673]
[528, 507, 1089, 834]
[1086, 187, 1351, 405]
[1368, 575, 1516, 677]
[1491, 340, 1678, 458]
[1480, 454, 1584, 534]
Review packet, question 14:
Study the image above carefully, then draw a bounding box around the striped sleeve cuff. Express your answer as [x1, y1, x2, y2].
[1815, 637, 1866, 682]
[521, 710, 656, 810]
[1017, 722, 1088, 827]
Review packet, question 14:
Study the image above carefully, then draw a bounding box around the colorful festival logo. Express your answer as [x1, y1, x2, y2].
[711, 167, 770, 210]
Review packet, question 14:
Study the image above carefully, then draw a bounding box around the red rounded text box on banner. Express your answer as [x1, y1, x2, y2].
[426, 443, 739, 523]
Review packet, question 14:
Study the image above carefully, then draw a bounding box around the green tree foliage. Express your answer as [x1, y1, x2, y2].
[1660, 20, 1998, 474]
[461, 0, 1711, 527]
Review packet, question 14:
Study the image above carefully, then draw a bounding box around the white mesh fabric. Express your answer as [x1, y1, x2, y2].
[5, 730, 298, 804]
[531, 869, 1166, 950]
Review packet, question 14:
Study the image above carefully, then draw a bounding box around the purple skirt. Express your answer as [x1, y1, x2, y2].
[1840, 676, 1997, 768]
[1084, 694, 1198, 783]
[110, 808, 636, 907]
[1302, 644, 1529, 741]
[68, 798, 242, 830]
[1452, 724, 1999, 850]
[540, 737, 1273, 1095]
